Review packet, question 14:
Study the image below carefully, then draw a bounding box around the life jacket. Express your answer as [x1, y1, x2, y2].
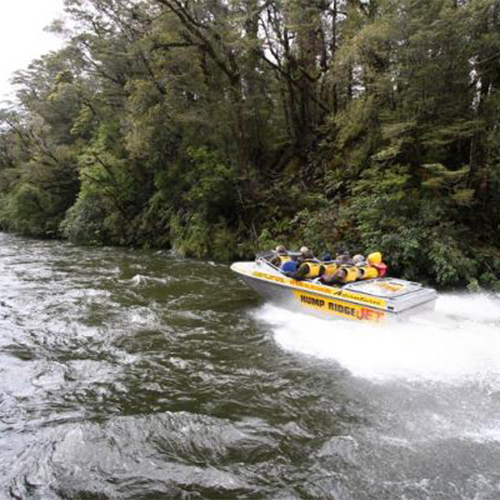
[354, 266, 365, 280]
[322, 262, 338, 276]
[278, 255, 292, 266]
[338, 266, 358, 283]
[303, 260, 323, 279]
[356, 265, 379, 280]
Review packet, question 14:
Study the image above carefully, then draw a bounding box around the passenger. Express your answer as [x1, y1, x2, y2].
[352, 254, 366, 266]
[352, 254, 370, 280]
[269, 245, 292, 268]
[321, 251, 357, 285]
[322, 251, 388, 285]
[295, 246, 312, 266]
[335, 250, 353, 266]
[352, 253, 379, 280]
[326, 266, 358, 285]
[320, 252, 338, 280]
[320, 252, 331, 262]
[292, 250, 323, 281]
[367, 252, 388, 277]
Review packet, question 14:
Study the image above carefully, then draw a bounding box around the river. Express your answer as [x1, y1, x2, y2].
[1, 232, 500, 499]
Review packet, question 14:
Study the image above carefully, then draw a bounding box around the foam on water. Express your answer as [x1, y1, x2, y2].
[125, 274, 174, 286]
[255, 293, 500, 384]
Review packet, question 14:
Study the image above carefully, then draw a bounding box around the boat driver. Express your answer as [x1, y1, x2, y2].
[269, 245, 292, 267]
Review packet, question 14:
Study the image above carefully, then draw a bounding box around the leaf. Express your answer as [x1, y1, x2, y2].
[422, 177, 446, 190]
[452, 188, 475, 206]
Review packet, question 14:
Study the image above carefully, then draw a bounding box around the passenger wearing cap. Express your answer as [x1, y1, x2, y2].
[295, 246, 312, 267]
[352, 254, 367, 280]
[269, 245, 293, 268]
[292, 249, 323, 281]
[351, 254, 378, 280]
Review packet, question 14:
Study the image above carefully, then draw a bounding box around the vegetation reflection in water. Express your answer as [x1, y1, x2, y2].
[1, 233, 500, 500]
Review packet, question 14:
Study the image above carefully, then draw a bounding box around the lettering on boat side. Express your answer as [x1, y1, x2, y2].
[253, 271, 285, 284]
[299, 295, 326, 309]
[332, 289, 385, 308]
[252, 271, 386, 308]
[295, 292, 386, 323]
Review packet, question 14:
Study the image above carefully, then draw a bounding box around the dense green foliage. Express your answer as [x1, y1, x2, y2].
[1, 0, 500, 287]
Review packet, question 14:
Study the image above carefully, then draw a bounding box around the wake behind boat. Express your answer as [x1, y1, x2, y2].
[232, 252, 437, 324]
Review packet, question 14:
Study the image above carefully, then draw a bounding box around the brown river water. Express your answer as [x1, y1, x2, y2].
[1, 233, 500, 499]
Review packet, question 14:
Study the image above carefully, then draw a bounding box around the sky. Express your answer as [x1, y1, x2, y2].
[0, 0, 65, 102]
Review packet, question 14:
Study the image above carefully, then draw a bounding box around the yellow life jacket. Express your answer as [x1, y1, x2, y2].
[340, 266, 358, 283]
[322, 263, 338, 276]
[354, 265, 379, 280]
[304, 261, 322, 279]
[354, 266, 365, 280]
[363, 266, 379, 280]
[278, 255, 292, 265]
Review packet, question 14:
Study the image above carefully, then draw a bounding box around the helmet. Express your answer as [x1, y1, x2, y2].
[367, 252, 382, 265]
[300, 246, 309, 254]
[321, 252, 332, 262]
[275, 245, 287, 255]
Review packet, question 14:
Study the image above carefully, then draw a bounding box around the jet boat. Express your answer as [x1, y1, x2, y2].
[231, 253, 437, 324]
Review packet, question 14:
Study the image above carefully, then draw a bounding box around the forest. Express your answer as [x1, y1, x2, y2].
[0, 0, 499, 288]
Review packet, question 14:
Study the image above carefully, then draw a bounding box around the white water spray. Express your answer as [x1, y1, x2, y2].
[255, 293, 500, 385]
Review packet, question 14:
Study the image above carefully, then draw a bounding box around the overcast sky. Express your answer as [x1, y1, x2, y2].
[0, 0, 65, 102]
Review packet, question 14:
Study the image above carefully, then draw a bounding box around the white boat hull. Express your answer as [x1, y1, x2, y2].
[232, 261, 437, 324]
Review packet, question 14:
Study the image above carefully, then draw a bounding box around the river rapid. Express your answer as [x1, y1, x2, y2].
[1, 233, 500, 500]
